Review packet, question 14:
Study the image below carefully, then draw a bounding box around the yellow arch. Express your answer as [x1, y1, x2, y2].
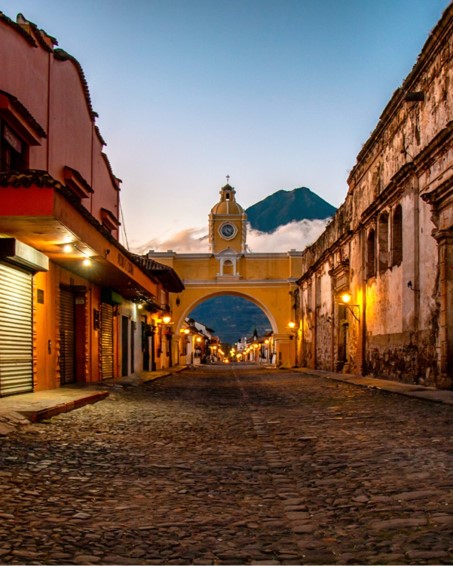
[146, 251, 303, 368]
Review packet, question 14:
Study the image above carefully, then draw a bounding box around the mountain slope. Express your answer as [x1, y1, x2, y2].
[246, 186, 336, 233]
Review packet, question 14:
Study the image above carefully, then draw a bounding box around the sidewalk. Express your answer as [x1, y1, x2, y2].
[0, 366, 187, 435]
[1, 365, 451, 436]
[293, 367, 453, 406]
[99, 365, 188, 389]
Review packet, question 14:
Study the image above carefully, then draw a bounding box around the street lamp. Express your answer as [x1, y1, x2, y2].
[156, 314, 174, 368]
[287, 321, 298, 367]
[339, 291, 352, 304]
[337, 291, 360, 321]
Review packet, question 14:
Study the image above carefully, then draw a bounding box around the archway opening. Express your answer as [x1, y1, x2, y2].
[189, 294, 273, 346]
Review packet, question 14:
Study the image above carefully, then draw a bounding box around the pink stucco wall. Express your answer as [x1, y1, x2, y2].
[0, 14, 120, 238]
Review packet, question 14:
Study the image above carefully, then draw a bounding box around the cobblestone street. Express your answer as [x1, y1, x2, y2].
[0, 365, 452, 565]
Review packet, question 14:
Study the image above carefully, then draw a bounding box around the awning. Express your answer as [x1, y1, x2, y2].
[0, 238, 49, 272]
[0, 170, 160, 302]
[133, 254, 185, 293]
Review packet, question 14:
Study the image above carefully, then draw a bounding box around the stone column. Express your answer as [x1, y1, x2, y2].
[274, 333, 294, 368]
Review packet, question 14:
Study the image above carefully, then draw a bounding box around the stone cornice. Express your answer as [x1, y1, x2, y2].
[183, 280, 292, 287]
[359, 168, 412, 225]
[421, 177, 453, 210]
[415, 120, 453, 174]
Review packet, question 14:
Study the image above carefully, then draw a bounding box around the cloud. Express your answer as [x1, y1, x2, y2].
[132, 219, 330, 254]
[247, 219, 329, 252]
[132, 227, 209, 254]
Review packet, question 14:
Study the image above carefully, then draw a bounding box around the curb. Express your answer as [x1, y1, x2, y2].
[294, 368, 453, 406]
[92, 366, 188, 389]
[18, 391, 110, 422]
[141, 365, 188, 383]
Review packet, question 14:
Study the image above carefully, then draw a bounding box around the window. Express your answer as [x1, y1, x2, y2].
[0, 120, 27, 173]
[366, 229, 376, 279]
[0, 90, 45, 172]
[392, 205, 403, 266]
[378, 212, 389, 273]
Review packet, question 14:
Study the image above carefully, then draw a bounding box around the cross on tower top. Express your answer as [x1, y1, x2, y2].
[226, 175, 230, 184]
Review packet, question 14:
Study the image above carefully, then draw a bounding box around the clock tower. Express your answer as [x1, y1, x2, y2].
[209, 181, 247, 255]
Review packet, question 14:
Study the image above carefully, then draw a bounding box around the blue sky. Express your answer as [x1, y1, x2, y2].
[1, 0, 450, 251]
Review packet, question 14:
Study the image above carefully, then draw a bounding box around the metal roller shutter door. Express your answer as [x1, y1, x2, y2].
[100, 303, 114, 379]
[0, 262, 33, 396]
[59, 288, 75, 384]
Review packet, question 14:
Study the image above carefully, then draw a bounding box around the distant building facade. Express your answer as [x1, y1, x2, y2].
[0, 12, 183, 395]
[296, 4, 453, 389]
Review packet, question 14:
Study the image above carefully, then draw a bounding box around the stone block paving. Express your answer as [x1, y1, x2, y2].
[0, 364, 452, 565]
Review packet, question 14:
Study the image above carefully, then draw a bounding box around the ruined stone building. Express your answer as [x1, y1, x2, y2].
[296, 3, 453, 389]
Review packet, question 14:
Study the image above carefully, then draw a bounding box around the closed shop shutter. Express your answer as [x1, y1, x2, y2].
[100, 303, 114, 379]
[59, 288, 75, 384]
[0, 262, 33, 396]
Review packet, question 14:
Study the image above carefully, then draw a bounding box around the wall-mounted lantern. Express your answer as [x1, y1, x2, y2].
[287, 320, 297, 339]
[337, 291, 360, 322]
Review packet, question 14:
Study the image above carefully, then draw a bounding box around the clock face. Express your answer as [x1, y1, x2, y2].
[220, 222, 236, 239]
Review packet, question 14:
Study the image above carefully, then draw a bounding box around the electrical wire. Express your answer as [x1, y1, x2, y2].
[119, 198, 130, 251]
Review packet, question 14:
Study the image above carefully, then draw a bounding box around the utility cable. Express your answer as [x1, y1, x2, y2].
[119, 198, 130, 251]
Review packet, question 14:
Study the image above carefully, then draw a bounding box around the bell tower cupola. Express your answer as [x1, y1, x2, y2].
[209, 178, 247, 255]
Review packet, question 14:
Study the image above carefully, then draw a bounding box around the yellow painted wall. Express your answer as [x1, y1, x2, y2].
[147, 250, 302, 368]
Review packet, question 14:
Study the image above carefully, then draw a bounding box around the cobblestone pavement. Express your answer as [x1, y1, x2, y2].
[0, 365, 452, 565]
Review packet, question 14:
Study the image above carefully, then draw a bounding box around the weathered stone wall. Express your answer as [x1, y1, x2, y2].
[366, 329, 438, 386]
[297, 5, 453, 389]
[314, 265, 333, 370]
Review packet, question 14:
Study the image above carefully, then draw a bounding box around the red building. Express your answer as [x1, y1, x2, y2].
[0, 12, 183, 395]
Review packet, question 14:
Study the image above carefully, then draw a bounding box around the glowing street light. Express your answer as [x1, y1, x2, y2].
[340, 291, 352, 304]
[337, 291, 360, 321]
